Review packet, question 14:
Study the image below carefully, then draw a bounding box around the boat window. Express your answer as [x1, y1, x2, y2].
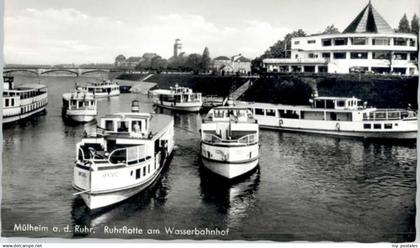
[71, 100, 77, 106]
[11, 98, 14, 106]
[337, 100, 345, 107]
[375, 112, 386, 119]
[148, 164, 150, 173]
[255, 108, 265, 115]
[118, 121, 129, 132]
[175, 95, 181, 102]
[384, 123, 392, 129]
[363, 123, 371, 129]
[5, 99, 9, 107]
[279, 110, 300, 119]
[143, 167, 146, 176]
[78, 101, 83, 108]
[105, 120, 114, 131]
[214, 110, 224, 118]
[266, 109, 276, 116]
[374, 124, 381, 129]
[326, 100, 335, 109]
[132, 121, 142, 133]
[136, 169, 141, 179]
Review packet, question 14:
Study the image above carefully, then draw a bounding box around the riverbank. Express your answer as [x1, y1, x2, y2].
[116, 73, 418, 109]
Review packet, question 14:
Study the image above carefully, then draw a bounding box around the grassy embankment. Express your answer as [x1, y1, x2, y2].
[240, 74, 418, 109]
[117, 74, 249, 97]
[117, 73, 418, 109]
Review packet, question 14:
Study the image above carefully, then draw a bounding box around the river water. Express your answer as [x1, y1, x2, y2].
[1, 75, 417, 242]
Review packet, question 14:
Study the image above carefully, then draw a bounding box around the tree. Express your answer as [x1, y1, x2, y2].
[322, 25, 340, 34]
[411, 14, 419, 34]
[398, 13, 411, 33]
[201, 47, 211, 72]
[150, 56, 168, 72]
[167, 54, 187, 71]
[262, 29, 306, 59]
[185, 54, 202, 73]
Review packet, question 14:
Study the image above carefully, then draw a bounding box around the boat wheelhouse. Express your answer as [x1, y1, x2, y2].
[72, 101, 174, 209]
[200, 102, 259, 179]
[86, 80, 120, 98]
[2, 75, 48, 124]
[150, 84, 202, 112]
[62, 86, 97, 123]
[239, 96, 417, 140]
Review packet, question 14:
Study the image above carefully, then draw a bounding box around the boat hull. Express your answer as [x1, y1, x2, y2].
[154, 102, 202, 112]
[201, 157, 259, 179]
[3, 106, 46, 124]
[260, 124, 418, 140]
[66, 114, 96, 123]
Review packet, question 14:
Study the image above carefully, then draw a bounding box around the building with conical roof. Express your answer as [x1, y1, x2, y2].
[263, 1, 418, 75]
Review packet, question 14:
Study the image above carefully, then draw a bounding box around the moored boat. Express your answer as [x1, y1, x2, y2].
[72, 100, 174, 210]
[150, 84, 202, 112]
[2, 74, 48, 124]
[62, 85, 97, 123]
[200, 101, 259, 179]
[239, 96, 417, 140]
[86, 80, 120, 98]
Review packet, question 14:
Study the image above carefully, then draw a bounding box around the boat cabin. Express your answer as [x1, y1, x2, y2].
[99, 113, 151, 138]
[312, 97, 363, 110]
[63, 90, 96, 111]
[205, 107, 255, 123]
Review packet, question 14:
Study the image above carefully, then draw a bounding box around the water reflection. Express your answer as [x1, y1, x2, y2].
[199, 165, 260, 229]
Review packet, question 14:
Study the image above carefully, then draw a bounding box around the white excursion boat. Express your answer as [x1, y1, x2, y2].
[150, 84, 202, 112]
[86, 80, 120, 98]
[2, 74, 48, 124]
[239, 96, 417, 140]
[200, 101, 259, 179]
[62, 85, 97, 123]
[72, 101, 174, 210]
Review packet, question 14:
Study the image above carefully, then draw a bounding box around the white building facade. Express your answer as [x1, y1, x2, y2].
[263, 2, 418, 75]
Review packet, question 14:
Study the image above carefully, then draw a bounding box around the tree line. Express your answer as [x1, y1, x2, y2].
[397, 13, 419, 34]
[134, 47, 211, 73]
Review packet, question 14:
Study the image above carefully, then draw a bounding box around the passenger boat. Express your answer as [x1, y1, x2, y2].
[72, 101, 174, 210]
[150, 84, 202, 112]
[2, 74, 48, 124]
[86, 80, 120, 98]
[62, 85, 97, 123]
[238, 96, 417, 140]
[200, 100, 259, 179]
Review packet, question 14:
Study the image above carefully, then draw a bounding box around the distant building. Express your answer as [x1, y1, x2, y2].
[262, 2, 418, 75]
[212, 54, 251, 74]
[174, 39, 182, 57]
[114, 54, 149, 69]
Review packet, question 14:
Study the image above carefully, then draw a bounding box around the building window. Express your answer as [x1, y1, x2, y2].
[350, 52, 368, 59]
[374, 124, 382, 129]
[322, 53, 331, 58]
[394, 52, 408, 60]
[373, 52, 391, 60]
[394, 37, 407, 46]
[307, 40, 316, 44]
[409, 39, 415, 46]
[333, 52, 346, 59]
[372, 38, 390, 45]
[334, 38, 348, 46]
[351, 37, 367, 45]
[294, 41, 300, 45]
[410, 52, 418, 61]
[322, 39, 332, 46]
[363, 124, 371, 129]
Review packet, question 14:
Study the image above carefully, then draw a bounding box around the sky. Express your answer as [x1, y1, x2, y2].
[3, 0, 419, 65]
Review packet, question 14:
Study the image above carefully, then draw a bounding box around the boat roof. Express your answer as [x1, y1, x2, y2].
[62, 92, 95, 100]
[314, 96, 361, 101]
[14, 84, 47, 90]
[236, 101, 371, 112]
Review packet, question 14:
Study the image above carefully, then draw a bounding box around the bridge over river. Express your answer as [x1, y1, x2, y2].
[3, 65, 131, 77]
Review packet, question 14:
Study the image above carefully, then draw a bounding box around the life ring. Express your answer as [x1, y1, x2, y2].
[336, 122, 340, 131]
[279, 119, 283, 126]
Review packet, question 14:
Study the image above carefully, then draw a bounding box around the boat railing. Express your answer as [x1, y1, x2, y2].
[78, 145, 149, 167]
[362, 109, 417, 121]
[203, 133, 258, 145]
